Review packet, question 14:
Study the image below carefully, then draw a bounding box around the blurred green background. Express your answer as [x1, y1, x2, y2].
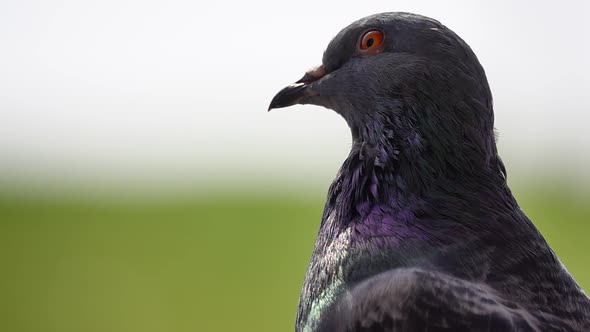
[0, 182, 588, 332]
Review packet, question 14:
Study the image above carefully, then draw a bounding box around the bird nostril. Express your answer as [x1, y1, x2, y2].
[296, 65, 327, 84]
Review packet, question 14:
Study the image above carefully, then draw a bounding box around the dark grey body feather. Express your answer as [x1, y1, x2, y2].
[296, 146, 590, 332]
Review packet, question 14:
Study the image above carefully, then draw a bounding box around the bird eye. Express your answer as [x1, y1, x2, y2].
[360, 30, 384, 52]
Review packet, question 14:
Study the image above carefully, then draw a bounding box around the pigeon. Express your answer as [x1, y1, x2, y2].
[268, 12, 590, 332]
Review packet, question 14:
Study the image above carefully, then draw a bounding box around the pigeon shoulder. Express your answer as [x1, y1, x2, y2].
[317, 267, 588, 332]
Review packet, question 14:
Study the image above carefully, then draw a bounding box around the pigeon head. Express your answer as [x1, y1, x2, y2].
[270, 12, 499, 178]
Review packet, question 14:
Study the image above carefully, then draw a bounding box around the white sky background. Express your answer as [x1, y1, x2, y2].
[0, 0, 589, 191]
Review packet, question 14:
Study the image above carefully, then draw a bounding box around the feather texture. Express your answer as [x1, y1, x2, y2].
[269, 12, 590, 332]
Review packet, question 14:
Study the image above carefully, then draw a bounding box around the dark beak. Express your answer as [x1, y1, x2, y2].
[268, 65, 326, 111]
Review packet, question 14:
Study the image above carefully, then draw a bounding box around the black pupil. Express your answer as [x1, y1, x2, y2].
[366, 38, 374, 47]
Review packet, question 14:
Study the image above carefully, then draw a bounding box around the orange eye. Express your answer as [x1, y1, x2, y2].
[360, 30, 384, 51]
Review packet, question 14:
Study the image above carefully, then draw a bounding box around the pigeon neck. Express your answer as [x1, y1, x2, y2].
[327, 137, 404, 224]
[347, 105, 504, 188]
[336, 119, 507, 224]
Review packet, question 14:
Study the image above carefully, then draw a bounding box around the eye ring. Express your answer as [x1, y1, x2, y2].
[359, 30, 384, 52]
